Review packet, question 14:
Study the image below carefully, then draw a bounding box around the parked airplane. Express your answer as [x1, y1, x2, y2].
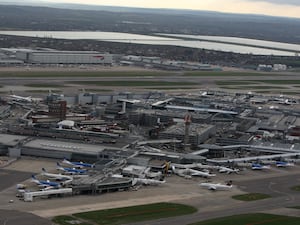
[172, 166, 216, 178]
[132, 178, 166, 186]
[56, 162, 87, 174]
[171, 163, 218, 170]
[251, 163, 271, 170]
[41, 168, 73, 181]
[62, 158, 95, 168]
[276, 161, 295, 168]
[199, 181, 233, 191]
[8, 94, 42, 103]
[218, 166, 239, 174]
[31, 175, 60, 190]
[188, 168, 216, 178]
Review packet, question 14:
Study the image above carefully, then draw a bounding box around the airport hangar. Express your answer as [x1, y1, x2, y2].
[15, 49, 114, 65]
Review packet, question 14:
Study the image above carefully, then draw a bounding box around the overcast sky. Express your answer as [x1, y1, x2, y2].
[28, 0, 300, 18]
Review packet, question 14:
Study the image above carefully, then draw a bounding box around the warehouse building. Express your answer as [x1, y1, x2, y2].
[16, 50, 113, 65]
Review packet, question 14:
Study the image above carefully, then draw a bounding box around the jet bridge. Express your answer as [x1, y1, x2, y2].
[23, 188, 73, 202]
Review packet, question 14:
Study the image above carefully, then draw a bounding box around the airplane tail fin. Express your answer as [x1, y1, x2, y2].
[56, 162, 62, 169]
[31, 175, 39, 184]
[62, 158, 71, 164]
[171, 166, 176, 173]
[42, 168, 46, 172]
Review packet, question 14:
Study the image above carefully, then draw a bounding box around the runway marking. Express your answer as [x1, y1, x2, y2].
[268, 182, 295, 202]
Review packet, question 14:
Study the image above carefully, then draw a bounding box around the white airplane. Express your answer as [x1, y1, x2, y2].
[132, 178, 166, 186]
[62, 158, 95, 169]
[41, 168, 73, 181]
[218, 166, 239, 174]
[188, 168, 216, 178]
[251, 163, 271, 170]
[172, 166, 216, 178]
[31, 175, 61, 190]
[171, 163, 196, 169]
[171, 163, 218, 170]
[57, 162, 87, 175]
[276, 161, 295, 168]
[8, 94, 42, 103]
[199, 182, 233, 191]
[171, 166, 192, 179]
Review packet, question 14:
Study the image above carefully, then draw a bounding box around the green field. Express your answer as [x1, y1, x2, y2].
[25, 90, 62, 93]
[183, 71, 281, 77]
[84, 89, 113, 92]
[237, 85, 288, 89]
[219, 85, 288, 90]
[287, 206, 300, 209]
[253, 80, 300, 85]
[232, 193, 271, 201]
[0, 71, 171, 77]
[215, 81, 259, 85]
[69, 80, 197, 86]
[189, 213, 300, 225]
[24, 83, 65, 88]
[291, 185, 300, 191]
[53, 202, 197, 225]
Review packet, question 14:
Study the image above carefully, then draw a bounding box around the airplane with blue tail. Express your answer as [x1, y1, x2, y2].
[62, 158, 95, 168]
[57, 162, 87, 174]
[41, 168, 73, 181]
[251, 163, 271, 170]
[276, 161, 295, 168]
[31, 175, 61, 190]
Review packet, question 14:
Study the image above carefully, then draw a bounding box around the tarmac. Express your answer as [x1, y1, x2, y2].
[1, 158, 300, 225]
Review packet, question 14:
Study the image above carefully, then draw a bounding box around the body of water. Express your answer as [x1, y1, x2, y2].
[0, 31, 299, 56]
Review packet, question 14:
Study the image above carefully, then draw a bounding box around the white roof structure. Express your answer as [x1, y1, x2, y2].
[57, 120, 75, 128]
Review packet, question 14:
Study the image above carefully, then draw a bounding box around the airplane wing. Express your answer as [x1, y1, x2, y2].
[41, 186, 55, 191]
[208, 185, 217, 191]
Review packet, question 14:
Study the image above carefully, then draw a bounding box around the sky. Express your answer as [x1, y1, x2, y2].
[43, 0, 300, 18]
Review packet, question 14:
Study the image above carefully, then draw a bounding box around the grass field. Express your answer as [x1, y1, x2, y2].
[232, 193, 271, 201]
[236, 85, 288, 89]
[52, 203, 197, 225]
[220, 86, 288, 90]
[189, 213, 300, 225]
[69, 80, 197, 86]
[287, 206, 300, 209]
[252, 80, 300, 85]
[0, 71, 171, 77]
[291, 185, 300, 191]
[25, 89, 62, 93]
[215, 81, 259, 85]
[183, 71, 280, 77]
[0, 70, 285, 78]
[24, 83, 65, 88]
[84, 89, 113, 92]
